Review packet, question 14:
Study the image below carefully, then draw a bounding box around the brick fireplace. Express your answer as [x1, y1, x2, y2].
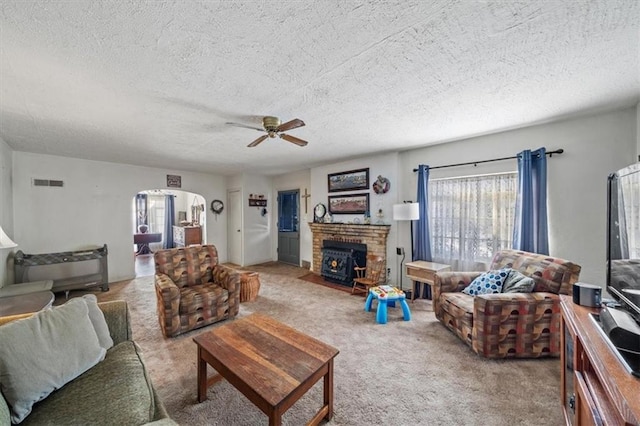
[309, 223, 391, 285]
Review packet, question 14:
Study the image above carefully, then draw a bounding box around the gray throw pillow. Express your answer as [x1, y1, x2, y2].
[502, 270, 536, 293]
[82, 294, 114, 350]
[0, 298, 106, 423]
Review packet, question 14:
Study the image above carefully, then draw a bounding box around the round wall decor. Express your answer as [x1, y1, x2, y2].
[372, 175, 390, 194]
[314, 203, 326, 223]
[210, 199, 224, 214]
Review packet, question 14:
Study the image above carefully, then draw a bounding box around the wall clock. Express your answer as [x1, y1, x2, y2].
[314, 203, 326, 223]
[210, 199, 224, 214]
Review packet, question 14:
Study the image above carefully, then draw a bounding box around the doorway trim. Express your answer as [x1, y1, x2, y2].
[277, 189, 300, 266]
[227, 188, 243, 266]
[132, 189, 207, 277]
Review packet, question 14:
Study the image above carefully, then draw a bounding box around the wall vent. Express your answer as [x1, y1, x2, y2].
[32, 179, 64, 187]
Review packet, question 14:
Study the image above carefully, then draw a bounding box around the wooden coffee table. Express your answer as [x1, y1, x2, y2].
[193, 313, 339, 426]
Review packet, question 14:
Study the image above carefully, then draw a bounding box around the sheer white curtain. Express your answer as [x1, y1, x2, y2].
[429, 172, 517, 271]
[146, 195, 166, 251]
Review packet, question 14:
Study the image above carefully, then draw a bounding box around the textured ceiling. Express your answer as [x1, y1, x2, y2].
[1, 1, 639, 175]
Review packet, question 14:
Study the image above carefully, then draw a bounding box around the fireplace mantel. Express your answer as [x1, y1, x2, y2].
[308, 223, 391, 284]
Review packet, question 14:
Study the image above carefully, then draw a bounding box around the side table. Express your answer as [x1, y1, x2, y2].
[239, 272, 260, 302]
[405, 261, 451, 302]
[0, 291, 55, 318]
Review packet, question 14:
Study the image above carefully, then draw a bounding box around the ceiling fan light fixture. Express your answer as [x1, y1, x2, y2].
[262, 116, 281, 131]
[231, 115, 308, 147]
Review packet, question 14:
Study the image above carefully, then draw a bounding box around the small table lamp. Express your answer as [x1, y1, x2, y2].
[0, 225, 17, 288]
[0, 225, 17, 249]
[393, 203, 420, 292]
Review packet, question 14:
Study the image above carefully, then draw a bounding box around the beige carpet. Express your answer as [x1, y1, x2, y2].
[75, 262, 563, 425]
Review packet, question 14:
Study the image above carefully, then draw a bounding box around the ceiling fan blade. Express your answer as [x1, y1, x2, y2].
[248, 134, 269, 147]
[276, 118, 305, 132]
[226, 122, 265, 132]
[280, 133, 308, 147]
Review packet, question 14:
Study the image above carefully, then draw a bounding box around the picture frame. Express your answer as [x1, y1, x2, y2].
[327, 168, 369, 193]
[328, 193, 369, 214]
[166, 174, 182, 188]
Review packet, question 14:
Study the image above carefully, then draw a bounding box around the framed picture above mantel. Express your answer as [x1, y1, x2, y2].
[327, 168, 369, 193]
[328, 193, 369, 214]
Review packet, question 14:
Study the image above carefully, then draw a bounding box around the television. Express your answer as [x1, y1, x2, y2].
[603, 162, 640, 376]
[607, 162, 640, 318]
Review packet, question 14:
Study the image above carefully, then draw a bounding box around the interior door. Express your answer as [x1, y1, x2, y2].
[278, 190, 300, 265]
[228, 189, 242, 266]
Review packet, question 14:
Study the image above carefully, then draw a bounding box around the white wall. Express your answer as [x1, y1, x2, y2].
[6, 106, 639, 289]
[0, 138, 12, 234]
[12, 152, 228, 283]
[310, 153, 401, 283]
[637, 101, 640, 158]
[399, 107, 638, 285]
[271, 169, 311, 266]
[0, 138, 14, 286]
[174, 191, 189, 222]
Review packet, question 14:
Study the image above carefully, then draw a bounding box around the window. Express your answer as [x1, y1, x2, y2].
[146, 195, 166, 235]
[429, 172, 517, 270]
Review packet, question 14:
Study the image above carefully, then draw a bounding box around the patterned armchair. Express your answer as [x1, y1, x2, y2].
[154, 245, 240, 338]
[433, 250, 581, 358]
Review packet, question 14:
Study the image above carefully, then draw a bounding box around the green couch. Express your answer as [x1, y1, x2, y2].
[0, 301, 176, 426]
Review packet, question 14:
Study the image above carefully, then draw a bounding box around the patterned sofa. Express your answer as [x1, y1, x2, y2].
[154, 245, 240, 338]
[433, 250, 581, 358]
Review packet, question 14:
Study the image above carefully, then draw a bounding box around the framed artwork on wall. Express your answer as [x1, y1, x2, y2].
[328, 193, 369, 214]
[327, 168, 369, 192]
[166, 174, 182, 188]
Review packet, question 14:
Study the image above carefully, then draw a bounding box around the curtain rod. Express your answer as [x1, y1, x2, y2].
[412, 149, 564, 172]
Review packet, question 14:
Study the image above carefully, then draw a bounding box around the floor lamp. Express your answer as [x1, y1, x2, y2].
[393, 202, 420, 294]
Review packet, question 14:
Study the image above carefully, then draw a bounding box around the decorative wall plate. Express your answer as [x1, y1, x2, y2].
[314, 203, 326, 222]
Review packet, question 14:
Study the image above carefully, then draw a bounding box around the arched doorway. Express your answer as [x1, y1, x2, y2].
[132, 189, 207, 277]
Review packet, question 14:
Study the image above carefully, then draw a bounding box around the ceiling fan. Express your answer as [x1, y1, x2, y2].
[227, 116, 308, 147]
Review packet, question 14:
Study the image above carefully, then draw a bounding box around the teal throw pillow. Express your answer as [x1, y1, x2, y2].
[462, 268, 511, 296]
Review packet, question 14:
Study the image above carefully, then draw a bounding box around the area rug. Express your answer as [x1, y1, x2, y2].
[298, 271, 354, 293]
[78, 262, 563, 425]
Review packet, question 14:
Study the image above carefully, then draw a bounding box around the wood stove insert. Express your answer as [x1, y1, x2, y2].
[320, 240, 367, 287]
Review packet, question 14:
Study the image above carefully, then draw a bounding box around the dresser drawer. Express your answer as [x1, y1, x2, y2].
[173, 226, 201, 248]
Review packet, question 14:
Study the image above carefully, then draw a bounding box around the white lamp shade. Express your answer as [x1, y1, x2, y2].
[0, 226, 17, 249]
[393, 203, 420, 221]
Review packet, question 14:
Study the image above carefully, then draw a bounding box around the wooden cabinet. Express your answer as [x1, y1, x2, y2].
[173, 226, 202, 248]
[560, 295, 640, 425]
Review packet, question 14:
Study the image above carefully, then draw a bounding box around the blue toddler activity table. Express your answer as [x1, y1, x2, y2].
[364, 285, 411, 324]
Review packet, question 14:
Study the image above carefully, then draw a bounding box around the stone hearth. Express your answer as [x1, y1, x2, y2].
[309, 223, 391, 285]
